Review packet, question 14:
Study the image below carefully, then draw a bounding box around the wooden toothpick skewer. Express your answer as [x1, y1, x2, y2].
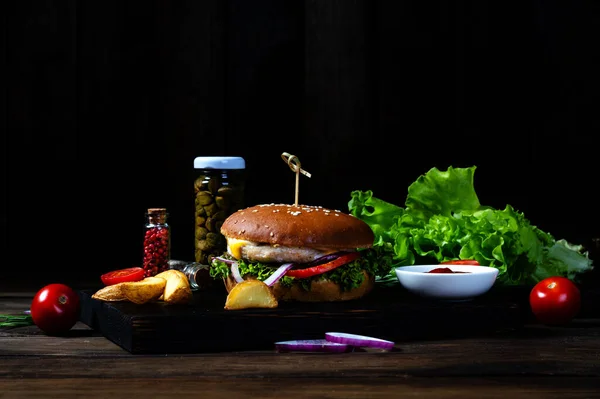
[281, 152, 311, 206]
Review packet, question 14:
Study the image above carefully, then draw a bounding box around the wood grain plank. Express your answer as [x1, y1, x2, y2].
[1, 377, 599, 399]
[2, 329, 599, 375]
[0, 334, 127, 356]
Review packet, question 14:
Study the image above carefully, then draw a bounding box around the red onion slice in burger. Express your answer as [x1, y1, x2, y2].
[305, 251, 351, 267]
[230, 262, 244, 283]
[213, 256, 235, 265]
[263, 263, 294, 287]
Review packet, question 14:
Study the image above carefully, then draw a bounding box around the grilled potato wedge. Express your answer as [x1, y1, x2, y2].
[92, 283, 127, 302]
[119, 277, 167, 305]
[155, 270, 193, 305]
[224, 279, 278, 310]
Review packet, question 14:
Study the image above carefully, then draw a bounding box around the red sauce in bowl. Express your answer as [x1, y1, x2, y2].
[427, 267, 471, 274]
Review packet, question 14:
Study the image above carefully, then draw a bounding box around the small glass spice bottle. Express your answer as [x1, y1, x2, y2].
[168, 260, 213, 291]
[143, 208, 171, 277]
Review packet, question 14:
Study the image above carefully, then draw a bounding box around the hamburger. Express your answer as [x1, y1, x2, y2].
[209, 203, 391, 302]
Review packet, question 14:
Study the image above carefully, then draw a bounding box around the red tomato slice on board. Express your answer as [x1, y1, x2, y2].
[101, 267, 145, 286]
[285, 252, 361, 279]
[440, 260, 480, 265]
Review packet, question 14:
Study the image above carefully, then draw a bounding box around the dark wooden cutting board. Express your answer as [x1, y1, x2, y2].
[78, 283, 529, 354]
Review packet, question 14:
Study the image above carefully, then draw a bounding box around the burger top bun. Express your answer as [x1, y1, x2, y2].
[220, 204, 375, 250]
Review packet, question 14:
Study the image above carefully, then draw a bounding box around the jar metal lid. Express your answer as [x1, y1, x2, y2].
[193, 156, 245, 170]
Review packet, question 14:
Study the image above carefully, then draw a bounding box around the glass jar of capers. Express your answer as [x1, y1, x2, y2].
[193, 156, 246, 265]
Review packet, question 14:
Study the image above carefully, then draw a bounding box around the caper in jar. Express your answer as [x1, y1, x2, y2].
[195, 215, 207, 227]
[194, 177, 207, 193]
[203, 202, 219, 217]
[195, 191, 214, 206]
[195, 226, 208, 240]
[215, 195, 230, 210]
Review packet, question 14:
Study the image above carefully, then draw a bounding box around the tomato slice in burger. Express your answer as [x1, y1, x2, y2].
[440, 260, 480, 265]
[285, 252, 361, 279]
[101, 267, 145, 286]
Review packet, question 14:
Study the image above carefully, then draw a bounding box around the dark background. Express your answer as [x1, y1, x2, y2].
[3, 0, 600, 290]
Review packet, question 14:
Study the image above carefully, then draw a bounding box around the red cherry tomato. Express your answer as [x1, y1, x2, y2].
[30, 283, 80, 335]
[529, 276, 581, 325]
[101, 267, 145, 286]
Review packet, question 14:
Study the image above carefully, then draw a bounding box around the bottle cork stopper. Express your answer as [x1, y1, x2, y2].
[147, 208, 168, 224]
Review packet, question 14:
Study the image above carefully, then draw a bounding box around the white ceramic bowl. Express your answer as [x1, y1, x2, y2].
[394, 265, 499, 300]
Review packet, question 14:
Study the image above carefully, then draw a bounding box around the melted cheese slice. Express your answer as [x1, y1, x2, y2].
[226, 238, 253, 259]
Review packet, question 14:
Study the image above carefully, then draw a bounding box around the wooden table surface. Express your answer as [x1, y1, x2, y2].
[2, 291, 600, 399]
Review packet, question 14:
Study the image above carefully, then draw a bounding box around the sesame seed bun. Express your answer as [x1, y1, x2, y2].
[220, 203, 375, 250]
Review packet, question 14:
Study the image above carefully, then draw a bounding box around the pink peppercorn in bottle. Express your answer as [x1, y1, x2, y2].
[142, 208, 171, 277]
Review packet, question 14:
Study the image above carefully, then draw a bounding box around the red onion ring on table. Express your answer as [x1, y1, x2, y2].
[325, 332, 395, 350]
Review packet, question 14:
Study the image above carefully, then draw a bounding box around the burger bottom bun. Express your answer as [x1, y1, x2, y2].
[223, 271, 375, 302]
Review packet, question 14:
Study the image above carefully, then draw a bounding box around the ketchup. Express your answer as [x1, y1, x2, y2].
[428, 267, 470, 274]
